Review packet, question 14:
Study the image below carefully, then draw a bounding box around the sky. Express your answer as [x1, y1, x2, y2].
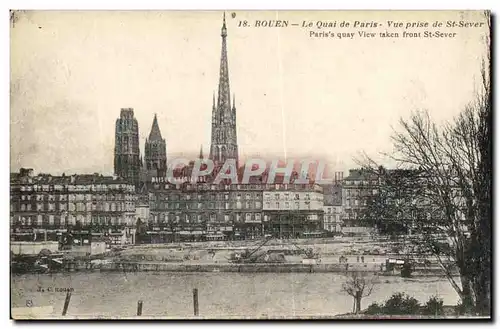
[10, 10, 489, 176]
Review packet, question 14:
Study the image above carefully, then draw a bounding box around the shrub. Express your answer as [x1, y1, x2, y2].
[365, 302, 384, 315]
[422, 296, 444, 316]
[383, 292, 421, 315]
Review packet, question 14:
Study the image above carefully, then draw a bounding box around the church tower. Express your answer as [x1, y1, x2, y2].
[209, 13, 239, 168]
[114, 108, 141, 185]
[144, 114, 167, 177]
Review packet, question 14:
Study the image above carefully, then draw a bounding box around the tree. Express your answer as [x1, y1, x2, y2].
[341, 272, 378, 314]
[356, 11, 491, 316]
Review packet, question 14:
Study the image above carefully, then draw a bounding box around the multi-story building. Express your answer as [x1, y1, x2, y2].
[114, 108, 141, 186]
[145, 182, 264, 242]
[323, 183, 343, 233]
[141, 179, 326, 242]
[341, 169, 378, 235]
[10, 169, 136, 244]
[263, 184, 324, 239]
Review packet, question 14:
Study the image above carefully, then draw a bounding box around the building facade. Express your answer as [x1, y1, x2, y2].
[341, 169, 377, 235]
[140, 182, 325, 242]
[323, 183, 343, 233]
[144, 182, 264, 242]
[114, 108, 141, 185]
[10, 169, 136, 244]
[262, 184, 324, 239]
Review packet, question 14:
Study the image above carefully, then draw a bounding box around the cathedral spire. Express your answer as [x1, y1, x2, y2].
[149, 113, 163, 141]
[222, 12, 227, 37]
[199, 145, 204, 159]
[217, 12, 231, 113]
[145, 113, 167, 173]
[210, 13, 239, 168]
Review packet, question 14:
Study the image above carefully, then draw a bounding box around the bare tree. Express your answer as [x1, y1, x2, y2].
[356, 11, 491, 316]
[341, 272, 378, 314]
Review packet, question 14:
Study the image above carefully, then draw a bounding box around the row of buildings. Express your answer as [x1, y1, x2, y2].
[10, 167, 377, 244]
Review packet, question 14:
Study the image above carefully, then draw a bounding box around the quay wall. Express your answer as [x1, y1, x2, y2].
[58, 261, 454, 276]
[11, 242, 59, 255]
[98, 262, 376, 273]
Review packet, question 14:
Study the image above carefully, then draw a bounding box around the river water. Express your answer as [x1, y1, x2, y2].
[11, 272, 460, 318]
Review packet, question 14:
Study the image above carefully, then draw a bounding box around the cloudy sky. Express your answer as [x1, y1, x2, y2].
[10, 10, 489, 175]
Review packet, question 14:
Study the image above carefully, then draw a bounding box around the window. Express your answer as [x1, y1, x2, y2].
[295, 202, 299, 209]
[285, 202, 290, 209]
[225, 202, 230, 210]
[236, 201, 242, 209]
[255, 201, 261, 208]
[255, 213, 261, 220]
[37, 203, 43, 211]
[246, 213, 251, 220]
[275, 194, 280, 200]
[224, 194, 229, 200]
[275, 202, 279, 209]
[246, 202, 251, 209]
[265, 202, 270, 208]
